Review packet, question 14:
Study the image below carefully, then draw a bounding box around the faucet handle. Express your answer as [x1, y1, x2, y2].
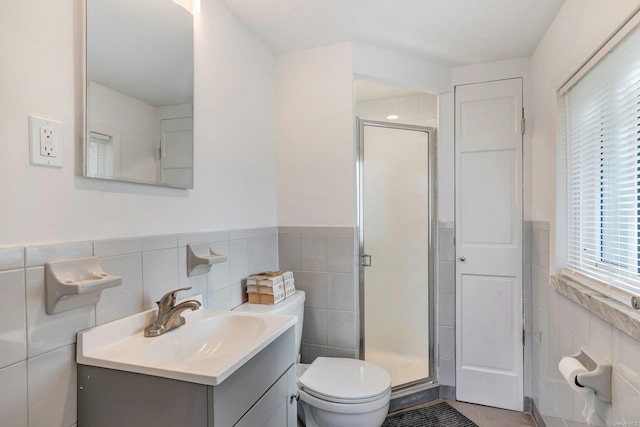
[156, 287, 192, 309]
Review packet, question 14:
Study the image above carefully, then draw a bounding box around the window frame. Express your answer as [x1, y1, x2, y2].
[558, 11, 640, 309]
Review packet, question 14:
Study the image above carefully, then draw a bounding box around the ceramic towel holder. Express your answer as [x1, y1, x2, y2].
[187, 242, 227, 277]
[45, 256, 122, 315]
[569, 346, 612, 403]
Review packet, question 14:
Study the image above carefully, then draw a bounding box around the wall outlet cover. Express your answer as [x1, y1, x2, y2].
[29, 115, 62, 167]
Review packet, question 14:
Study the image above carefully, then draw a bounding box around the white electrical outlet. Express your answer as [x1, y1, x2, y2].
[29, 115, 62, 167]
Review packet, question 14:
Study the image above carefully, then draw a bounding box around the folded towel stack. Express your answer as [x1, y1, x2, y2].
[246, 271, 295, 304]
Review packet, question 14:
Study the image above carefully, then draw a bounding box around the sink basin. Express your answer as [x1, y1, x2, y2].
[77, 306, 296, 386]
[142, 315, 267, 364]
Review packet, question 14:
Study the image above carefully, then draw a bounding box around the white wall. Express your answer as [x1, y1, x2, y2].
[277, 42, 453, 226]
[276, 43, 355, 226]
[0, 0, 277, 246]
[88, 82, 159, 182]
[530, 0, 640, 272]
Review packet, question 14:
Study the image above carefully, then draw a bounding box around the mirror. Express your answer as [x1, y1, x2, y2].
[85, 0, 194, 188]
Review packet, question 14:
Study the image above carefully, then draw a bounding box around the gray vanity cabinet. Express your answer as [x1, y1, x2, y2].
[77, 328, 297, 427]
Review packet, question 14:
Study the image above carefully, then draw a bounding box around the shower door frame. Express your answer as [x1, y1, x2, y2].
[357, 118, 438, 393]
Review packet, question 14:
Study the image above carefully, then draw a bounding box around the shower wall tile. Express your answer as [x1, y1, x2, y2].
[301, 227, 327, 235]
[25, 241, 93, 268]
[303, 308, 328, 346]
[0, 361, 28, 427]
[438, 228, 455, 262]
[328, 310, 355, 349]
[178, 232, 209, 247]
[439, 326, 455, 360]
[301, 343, 327, 363]
[247, 226, 278, 238]
[298, 271, 327, 309]
[25, 267, 95, 358]
[141, 234, 178, 252]
[612, 371, 640, 424]
[278, 226, 301, 235]
[95, 254, 143, 325]
[326, 235, 354, 273]
[280, 226, 359, 362]
[229, 238, 249, 284]
[278, 234, 300, 271]
[327, 347, 357, 358]
[327, 273, 355, 311]
[0, 269, 26, 368]
[528, 221, 640, 425]
[207, 230, 229, 243]
[27, 344, 77, 427]
[5, 226, 282, 427]
[94, 237, 141, 258]
[248, 234, 278, 273]
[439, 293, 455, 327]
[326, 227, 355, 235]
[229, 282, 248, 309]
[439, 358, 455, 387]
[208, 241, 230, 293]
[0, 246, 24, 271]
[228, 229, 249, 240]
[300, 235, 326, 271]
[438, 224, 456, 388]
[439, 261, 454, 294]
[141, 248, 180, 310]
[208, 287, 231, 311]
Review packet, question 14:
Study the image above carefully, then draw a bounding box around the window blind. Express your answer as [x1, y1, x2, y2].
[564, 21, 640, 301]
[87, 131, 114, 177]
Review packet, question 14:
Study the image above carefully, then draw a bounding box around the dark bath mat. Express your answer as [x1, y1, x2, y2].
[382, 401, 479, 427]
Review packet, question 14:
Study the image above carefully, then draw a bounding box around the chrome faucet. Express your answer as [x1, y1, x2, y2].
[144, 287, 201, 337]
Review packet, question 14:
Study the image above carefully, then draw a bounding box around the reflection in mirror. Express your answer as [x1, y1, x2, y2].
[85, 0, 194, 188]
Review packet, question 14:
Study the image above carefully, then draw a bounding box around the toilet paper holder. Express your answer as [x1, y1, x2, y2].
[569, 346, 612, 403]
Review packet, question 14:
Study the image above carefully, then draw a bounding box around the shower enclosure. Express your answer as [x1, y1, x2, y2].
[357, 118, 436, 392]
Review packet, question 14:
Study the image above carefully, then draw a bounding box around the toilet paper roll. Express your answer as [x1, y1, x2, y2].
[558, 357, 604, 426]
[558, 357, 588, 392]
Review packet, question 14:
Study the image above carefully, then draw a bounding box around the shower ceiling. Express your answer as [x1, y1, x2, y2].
[219, 0, 565, 66]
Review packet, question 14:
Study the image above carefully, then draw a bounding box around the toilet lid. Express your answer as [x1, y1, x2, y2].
[298, 358, 391, 403]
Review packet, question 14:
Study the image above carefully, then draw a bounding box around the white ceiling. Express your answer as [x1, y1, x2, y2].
[220, 0, 565, 66]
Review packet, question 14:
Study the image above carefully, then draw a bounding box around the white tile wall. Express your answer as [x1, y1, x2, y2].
[0, 226, 278, 427]
[0, 361, 28, 427]
[438, 224, 456, 387]
[529, 221, 640, 427]
[279, 226, 359, 362]
[0, 269, 26, 368]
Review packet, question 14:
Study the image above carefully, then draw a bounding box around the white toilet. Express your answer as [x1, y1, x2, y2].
[233, 290, 391, 427]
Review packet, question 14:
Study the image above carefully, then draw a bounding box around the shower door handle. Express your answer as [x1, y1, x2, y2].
[361, 253, 372, 267]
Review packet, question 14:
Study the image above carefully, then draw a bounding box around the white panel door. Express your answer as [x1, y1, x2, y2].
[455, 79, 523, 411]
[160, 117, 193, 188]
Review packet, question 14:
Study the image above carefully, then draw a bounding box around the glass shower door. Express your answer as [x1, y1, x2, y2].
[360, 122, 433, 388]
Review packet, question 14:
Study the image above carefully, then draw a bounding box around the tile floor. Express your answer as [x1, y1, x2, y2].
[388, 398, 537, 427]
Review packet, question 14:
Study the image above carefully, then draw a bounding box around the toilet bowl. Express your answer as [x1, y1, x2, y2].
[233, 290, 391, 427]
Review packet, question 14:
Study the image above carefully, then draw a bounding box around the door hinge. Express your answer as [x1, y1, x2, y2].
[158, 146, 162, 160]
[522, 328, 525, 346]
[521, 108, 525, 135]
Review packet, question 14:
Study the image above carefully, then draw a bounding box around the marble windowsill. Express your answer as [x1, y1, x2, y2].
[550, 275, 640, 341]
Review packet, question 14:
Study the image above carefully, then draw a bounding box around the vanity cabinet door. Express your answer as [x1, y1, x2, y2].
[234, 365, 297, 427]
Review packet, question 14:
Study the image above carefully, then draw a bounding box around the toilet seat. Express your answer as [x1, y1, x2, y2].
[298, 357, 392, 404]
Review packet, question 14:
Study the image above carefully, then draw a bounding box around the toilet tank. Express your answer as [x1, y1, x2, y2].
[233, 290, 305, 355]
